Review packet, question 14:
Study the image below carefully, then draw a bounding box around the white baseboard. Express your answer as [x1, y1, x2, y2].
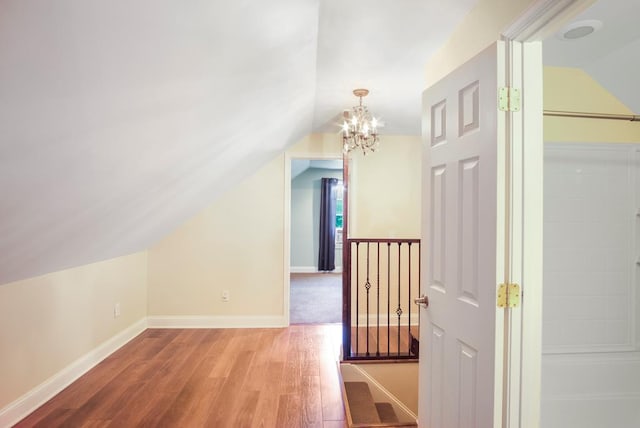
[290, 266, 343, 274]
[0, 318, 147, 428]
[290, 266, 317, 273]
[147, 315, 287, 329]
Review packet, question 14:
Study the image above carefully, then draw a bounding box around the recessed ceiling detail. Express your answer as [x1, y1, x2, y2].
[543, 0, 640, 114]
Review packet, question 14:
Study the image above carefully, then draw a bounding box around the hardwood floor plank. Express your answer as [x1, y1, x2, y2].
[275, 393, 301, 427]
[250, 361, 284, 428]
[301, 375, 323, 428]
[26, 409, 74, 428]
[233, 389, 260, 428]
[205, 351, 256, 426]
[320, 358, 345, 422]
[172, 376, 225, 427]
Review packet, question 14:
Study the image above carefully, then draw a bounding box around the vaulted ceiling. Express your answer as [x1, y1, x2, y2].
[0, 0, 479, 284]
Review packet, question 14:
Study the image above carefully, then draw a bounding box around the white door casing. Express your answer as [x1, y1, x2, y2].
[418, 42, 506, 428]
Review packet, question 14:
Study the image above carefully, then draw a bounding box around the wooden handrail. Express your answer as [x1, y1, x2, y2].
[347, 238, 421, 244]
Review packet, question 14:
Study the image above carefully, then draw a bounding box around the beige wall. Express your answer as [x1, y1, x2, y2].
[147, 133, 422, 318]
[350, 135, 422, 238]
[0, 252, 147, 409]
[544, 66, 640, 143]
[147, 154, 287, 317]
[425, 0, 536, 85]
[360, 363, 419, 415]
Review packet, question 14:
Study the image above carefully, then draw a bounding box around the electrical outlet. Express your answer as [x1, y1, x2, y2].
[114, 303, 121, 318]
[221, 290, 230, 302]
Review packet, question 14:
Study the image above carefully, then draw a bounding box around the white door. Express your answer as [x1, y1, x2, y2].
[418, 42, 507, 428]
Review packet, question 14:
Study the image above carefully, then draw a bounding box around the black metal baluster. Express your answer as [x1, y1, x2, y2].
[376, 242, 380, 357]
[365, 242, 371, 357]
[387, 242, 391, 356]
[397, 242, 402, 357]
[408, 242, 412, 355]
[355, 241, 359, 356]
[418, 243, 421, 335]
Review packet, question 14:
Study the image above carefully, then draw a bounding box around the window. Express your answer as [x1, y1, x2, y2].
[335, 180, 343, 248]
[335, 180, 343, 229]
[335, 198, 343, 229]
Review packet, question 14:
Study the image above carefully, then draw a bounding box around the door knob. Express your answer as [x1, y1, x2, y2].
[414, 295, 429, 308]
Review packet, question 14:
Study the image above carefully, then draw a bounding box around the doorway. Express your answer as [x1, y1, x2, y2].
[539, 2, 640, 425]
[289, 158, 343, 324]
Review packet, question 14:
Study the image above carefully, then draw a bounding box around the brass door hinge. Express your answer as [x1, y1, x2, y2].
[498, 87, 521, 112]
[497, 283, 521, 308]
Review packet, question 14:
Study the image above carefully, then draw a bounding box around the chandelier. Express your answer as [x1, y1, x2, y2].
[342, 89, 380, 155]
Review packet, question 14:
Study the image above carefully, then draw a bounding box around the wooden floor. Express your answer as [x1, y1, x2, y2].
[16, 325, 347, 428]
[350, 326, 419, 358]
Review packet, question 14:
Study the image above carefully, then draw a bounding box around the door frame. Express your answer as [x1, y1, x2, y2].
[283, 152, 346, 326]
[500, 0, 595, 425]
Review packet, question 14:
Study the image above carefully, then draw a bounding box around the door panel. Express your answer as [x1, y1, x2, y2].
[418, 42, 504, 428]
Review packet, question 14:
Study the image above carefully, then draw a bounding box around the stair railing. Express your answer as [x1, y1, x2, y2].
[342, 238, 420, 361]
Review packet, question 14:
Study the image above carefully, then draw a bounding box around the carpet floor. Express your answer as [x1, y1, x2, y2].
[290, 272, 342, 324]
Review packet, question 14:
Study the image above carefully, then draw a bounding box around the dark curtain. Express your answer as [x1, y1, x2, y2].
[318, 177, 338, 271]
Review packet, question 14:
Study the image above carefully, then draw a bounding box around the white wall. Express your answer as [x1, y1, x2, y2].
[290, 167, 343, 271]
[542, 144, 640, 428]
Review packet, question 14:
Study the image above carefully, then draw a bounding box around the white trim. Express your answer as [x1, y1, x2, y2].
[502, 0, 595, 41]
[290, 266, 343, 274]
[0, 318, 147, 428]
[290, 266, 317, 273]
[284, 150, 343, 328]
[147, 315, 287, 329]
[542, 393, 640, 402]
[284, 153, 292, 327]
[497, 2, 599, 426]
[542, 351, 640, 363]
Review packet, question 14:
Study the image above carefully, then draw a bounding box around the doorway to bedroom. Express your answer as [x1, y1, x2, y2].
[289, 158, 343, 324]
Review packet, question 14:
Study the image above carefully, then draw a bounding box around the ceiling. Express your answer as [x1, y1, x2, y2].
[291, 159, 343, 180]
[543, 0, 640, 113]
[0, 0, 478, 284]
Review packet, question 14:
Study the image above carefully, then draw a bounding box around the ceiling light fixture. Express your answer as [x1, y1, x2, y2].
[342, 89, 380, 155]
[557, 19, 602, 40]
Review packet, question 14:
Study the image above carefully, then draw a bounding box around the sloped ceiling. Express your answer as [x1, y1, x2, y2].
[543, 0, 640, 113]
[0, 0, 478, 285]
